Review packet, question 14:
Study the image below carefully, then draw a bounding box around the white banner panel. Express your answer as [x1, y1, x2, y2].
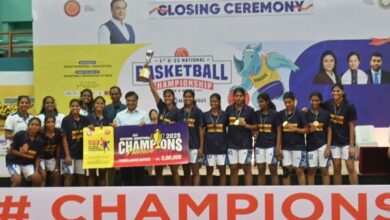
[32, 0, 390, 127]
[32, 0, 390, 45]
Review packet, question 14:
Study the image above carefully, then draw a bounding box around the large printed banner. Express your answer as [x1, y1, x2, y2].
[83, 126, 114, 169]
[114, 123, 189, 167]
[33, 0, 390, 126]
[0, 186, 389, 219]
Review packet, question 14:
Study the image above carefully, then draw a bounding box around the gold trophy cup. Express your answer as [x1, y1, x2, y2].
[152, 128, 164, 149]
[139, 49, 154, 82]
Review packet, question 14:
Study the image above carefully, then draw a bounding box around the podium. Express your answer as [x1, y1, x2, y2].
[359, 147, 390, 175]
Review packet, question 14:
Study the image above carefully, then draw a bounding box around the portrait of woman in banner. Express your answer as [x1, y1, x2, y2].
[313, 50, 341, 85]
[341, 52, 370, 85]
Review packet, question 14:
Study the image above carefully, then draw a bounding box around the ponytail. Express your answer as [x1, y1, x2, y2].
[257, 93, 276, 110]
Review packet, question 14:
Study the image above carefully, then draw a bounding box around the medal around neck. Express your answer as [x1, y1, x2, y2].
[283, 121, 288, 127]
[234, 119, 240, 126]
[313, 121, 319, 126]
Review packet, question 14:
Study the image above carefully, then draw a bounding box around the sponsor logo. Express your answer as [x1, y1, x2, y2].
[132, 48, 232, 90]
[64, 0, 81, 17]
[379, 0, 390, 8]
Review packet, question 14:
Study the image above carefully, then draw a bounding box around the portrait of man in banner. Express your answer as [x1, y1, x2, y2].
[98, 0, 135, 44]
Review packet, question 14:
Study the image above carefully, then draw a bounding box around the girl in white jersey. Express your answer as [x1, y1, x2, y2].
[37, 96, 65, 129]
[5, 96, 32, 149]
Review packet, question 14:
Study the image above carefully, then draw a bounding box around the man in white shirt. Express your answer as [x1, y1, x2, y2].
[114, 91, 150, 186]
[114, 92, 150, 126]
[98, 0, 135, 44]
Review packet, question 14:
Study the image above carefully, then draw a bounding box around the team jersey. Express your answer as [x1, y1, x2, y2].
[157, 99, 179, 124]
[178, 106, 203, 149]
[40, 128, 63, 159]
[279, 108, 307, 151]
[87, 112, 110, 127]
[5, 112, 31, 134]
[37, 112, 65, 129]
[225, 104, 256, 149]
[6, 130, 44, 165]
[203, 110, 228, 155]
[79, 108, 92, 117]
[61, 115, 91, 159]
[305, 108, 331, 151]
[324, 99, 357, 146]
[254, 109, 280, 149]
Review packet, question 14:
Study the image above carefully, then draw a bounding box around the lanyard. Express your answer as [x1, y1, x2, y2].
[285, 108, 296, 122]
[162, 106, 174, 120]
[209, 111, 220, 127]
[235, 105, 243, 119]
[184, 107, 194, 122]
[311, 109, 319, 121]
[259, 110, 268, 125]
[333, 101, 343, 116]
[73, 117, 81, 134]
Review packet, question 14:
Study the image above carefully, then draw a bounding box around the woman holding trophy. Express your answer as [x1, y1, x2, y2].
[145, 50, 182, 185]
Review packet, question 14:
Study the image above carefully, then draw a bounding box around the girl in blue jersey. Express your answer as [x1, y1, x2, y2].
[254, 93, 281, 185]
[61, 99, 92, 186]
[323, 83, 358, 185]
[40, 115, 68, 186]
[178, 90, 204, 186]
[305, 91, 332, 185]
[149, 77, 180, 186]
[226, 87, 257, 186]
[280, 92, 308, 185]
[203, 93, 229, 186]
[6, 117, 43, 187]
[87, 96, 110, 186]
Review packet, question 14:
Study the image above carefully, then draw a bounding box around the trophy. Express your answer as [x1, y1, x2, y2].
[152, 129, 164, 149]
[139, 49, 154, 82]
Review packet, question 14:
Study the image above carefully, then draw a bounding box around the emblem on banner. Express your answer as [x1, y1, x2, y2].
[379, 0, 390, 8]
[233, 43, 299, 108]
[152, 129, 164, 149]
[64, 0, 81, 17]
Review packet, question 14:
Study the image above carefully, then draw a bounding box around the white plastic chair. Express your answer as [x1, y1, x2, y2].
[355, 125, 378, 147]
[388, 126, 390, 145]
[355, 125, 378, 160]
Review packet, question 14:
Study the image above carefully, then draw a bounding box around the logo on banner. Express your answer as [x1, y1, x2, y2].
[64, 0, 81, 17]
[148, 0, 314, 18]
[379, 0, 390, 8]
[86, 128, 112, 152]
[118, 128, 183, 155]
[232, 43, 299, 108]
[83, 127, 114, 169]
[132, 48, 232, 90]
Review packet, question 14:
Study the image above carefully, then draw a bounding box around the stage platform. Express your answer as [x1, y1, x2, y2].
[1, 161, 390, 186]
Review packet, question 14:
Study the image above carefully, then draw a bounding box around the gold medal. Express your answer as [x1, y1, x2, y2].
[234, 119, 240, 126]
[313, 121, 319, 126]
[283, 121, 288, 127]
